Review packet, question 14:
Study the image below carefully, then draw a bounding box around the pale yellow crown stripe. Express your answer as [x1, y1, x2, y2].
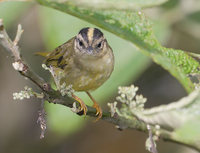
[87, 28, 94, 45]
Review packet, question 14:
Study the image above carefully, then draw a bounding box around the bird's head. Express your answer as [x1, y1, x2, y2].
[74, 27, 107, 57]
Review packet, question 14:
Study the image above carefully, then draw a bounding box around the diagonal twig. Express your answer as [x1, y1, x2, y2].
[13, 24, 24, 46]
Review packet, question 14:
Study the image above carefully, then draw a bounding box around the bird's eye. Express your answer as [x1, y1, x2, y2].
[97, 42, 102, 48]
[79, 40, 83, 47]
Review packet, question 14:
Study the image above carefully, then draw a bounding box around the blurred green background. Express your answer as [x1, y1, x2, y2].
[0, 0, 199, 153]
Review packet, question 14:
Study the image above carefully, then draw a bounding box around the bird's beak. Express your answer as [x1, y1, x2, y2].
[87, 46, 93, 54]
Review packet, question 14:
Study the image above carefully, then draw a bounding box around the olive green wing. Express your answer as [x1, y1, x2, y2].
[45, 37, 74, 70]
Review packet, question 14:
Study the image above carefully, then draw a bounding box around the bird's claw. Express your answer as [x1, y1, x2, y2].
[72, 93, 87, 116]
[80, 102, 87, 116]
[93, 103, 102, 122]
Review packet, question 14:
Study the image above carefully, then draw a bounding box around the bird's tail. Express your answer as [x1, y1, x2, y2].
[34, 52, 50, 57]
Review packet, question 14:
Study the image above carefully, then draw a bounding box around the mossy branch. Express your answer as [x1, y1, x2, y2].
[1, 19, 200, 152]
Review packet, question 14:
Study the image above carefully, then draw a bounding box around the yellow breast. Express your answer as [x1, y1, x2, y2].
[60, 48, 114, 91]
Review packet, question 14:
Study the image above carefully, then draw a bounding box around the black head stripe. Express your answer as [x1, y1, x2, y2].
[78, 27, 104, 44]
[78, 27, 89, 43]
[93, 28, 103, 40]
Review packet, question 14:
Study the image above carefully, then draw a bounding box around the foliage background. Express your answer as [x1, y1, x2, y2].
[0, 0, 199, 153]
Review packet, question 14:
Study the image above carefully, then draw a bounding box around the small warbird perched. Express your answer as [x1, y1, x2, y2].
[38, 27, 114, 120]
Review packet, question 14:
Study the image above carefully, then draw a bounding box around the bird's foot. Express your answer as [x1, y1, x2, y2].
[72, 94, 87, 115]
[93, 103, 102, 122]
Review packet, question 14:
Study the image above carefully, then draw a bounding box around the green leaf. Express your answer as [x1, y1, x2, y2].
[135, 89, 200, 150]
[35, 0, 200, 93]
[42, 0, 168, 11]
[173, 120, 200, 147]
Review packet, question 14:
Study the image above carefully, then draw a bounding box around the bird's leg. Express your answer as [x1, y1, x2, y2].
[86, 91, 102, 121]
[71, 93, 87, 115]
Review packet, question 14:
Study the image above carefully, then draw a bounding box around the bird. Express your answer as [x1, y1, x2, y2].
[37, 27, 114, 121]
